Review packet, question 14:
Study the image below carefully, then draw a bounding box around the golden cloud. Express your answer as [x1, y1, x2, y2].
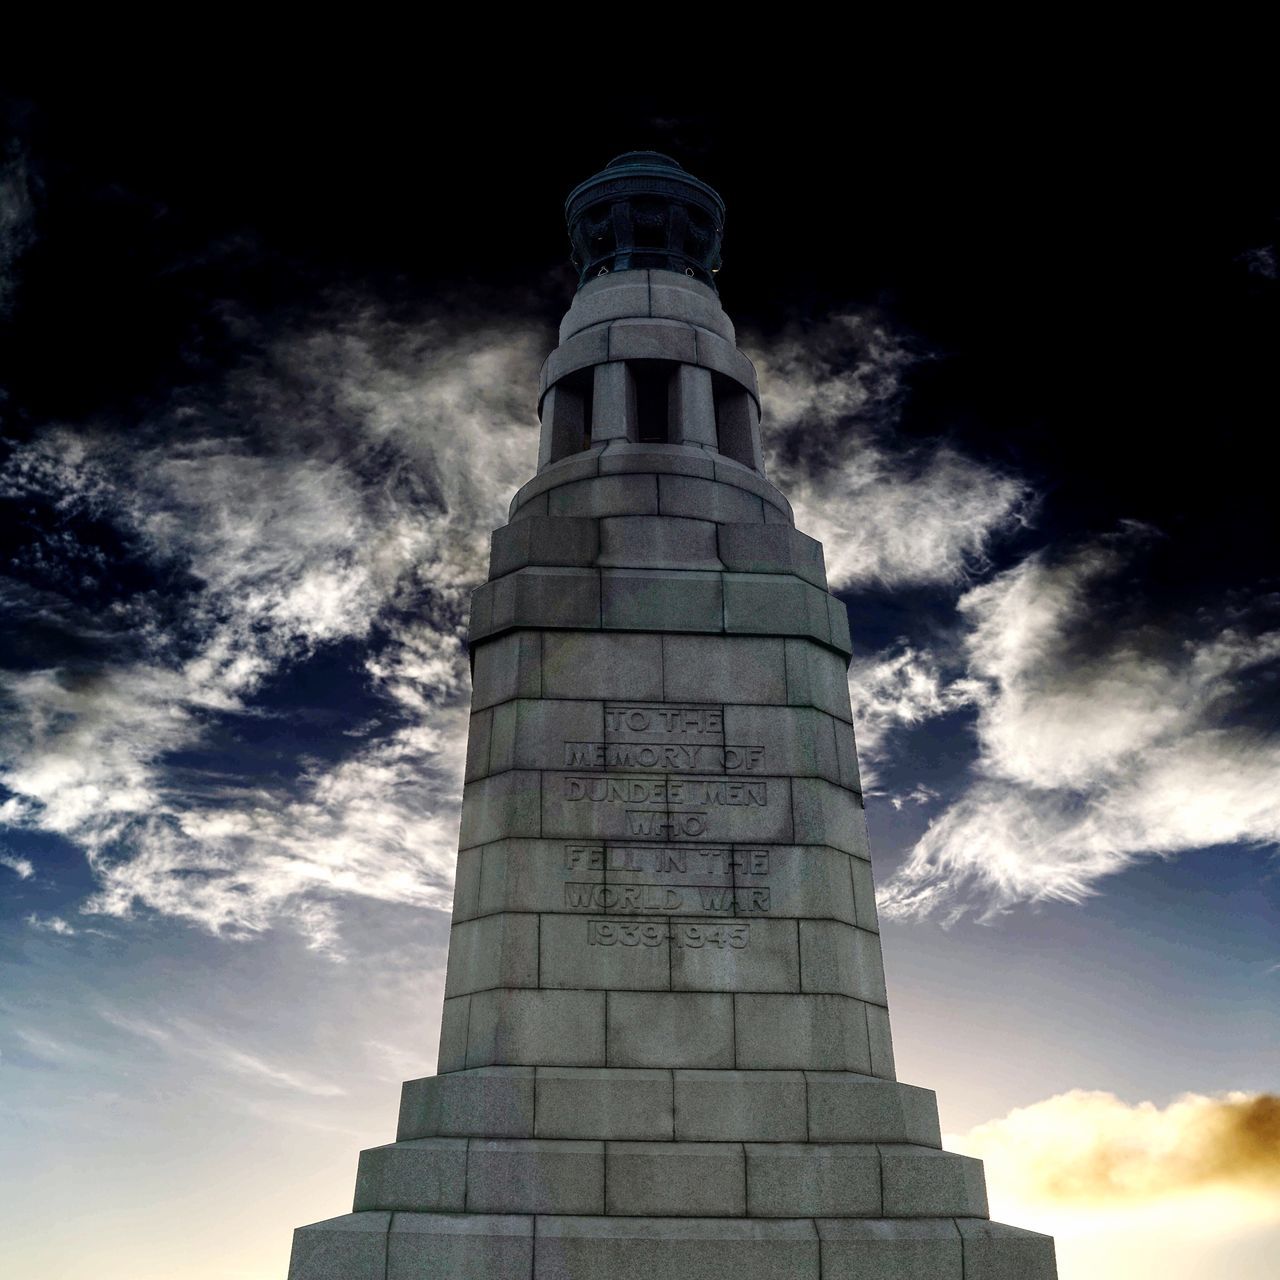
[950, 1090, 1280, 1204]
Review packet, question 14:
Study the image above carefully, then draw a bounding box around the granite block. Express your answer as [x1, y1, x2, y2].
[606, 1140, 746, 1216]
[478, 839, 603, 916]
[590, 360, 636, 443]
[601, 568, 723, 632]
[387, 1213, 533, 1280]
[649, 268, 736, 340]
[598, 441, 716, 478]
[464, 708, 492, 782]
[721, 704, 841, 783]
[353, 1138, 467, 1212]
[670, 916, 800, 992]
[742, 846, 857, 924]
[489, 515, 599, 578]
[288, 1213, 389, 1280]
[791, 777, 868, 856]
[662, 634, 787, 703]
[956, 1219, 1058, 1278]
[851, 856, 880, 932]
[466, 989, 605, 1068]
[559, 273, 651, 341]
[784, 637, 854, 721]
[816, 1218, 962, 1280]
[799, 920, 888, 1002]
[735, 993, 872, 1072]
[397, 1067, 536, 1140]
[805, 1075, 942, 1147]
[437, 996, 470, 1073]
[543, 631, 664, 700]
[723, 573, 831, 644]
[470, 631, 541, 710]
[548, 474, 659, 518]
[745, 1142, 881, 1217]
[535, 1215, 820, 1280]
[880, 1146, 989, 1217]
[659, 473, 765, 523]
[674, 1069, 806, 1141]
[451, 845, 482, 923]
[535, 1066, 674, 1140]
[607, 317, 698, 363]
[868, 1003, 897, 1079]
[465, 1138, 603, 1214]
[443, 913, 539, 998]
[672, 363, 719, 447]
[607, 992, 734, 1068]
[458, 771, 541, 848]
[717, 523, 827, 588]
[540, 911, 671, 990]
[598, 515, 721, 570]
[489, 699, 604, 773]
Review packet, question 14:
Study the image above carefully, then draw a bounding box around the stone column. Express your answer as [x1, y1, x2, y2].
[287, 177, 1057, 1280]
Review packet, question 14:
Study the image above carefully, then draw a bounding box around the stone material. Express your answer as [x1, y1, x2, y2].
[805, 1075, 942, 1147]
[880, 1146, 989, 1217]
[957, 1219, 1058, 1278]
[816, 1218, 962, 1280]
[353, 1138, 467, 1212]
[289, 1213, 390, 1280]
[606, 1141, 747, 1216]
[597, 515, 720, 570]
[799, 920, 888, 1002]
[745, 1142, 882, 1217]
[735, 993, 872, 1072]
[444, 913, 539, 997]
[535, 1217, 820, 1280]
[536, 1067, 674, 1140]
[398, 1068, 536, 1140]
[387, 1214, 533, 1280]
[607, 992, 734, 1068]
[465, 1138, 604, 1214]
[659, 473, 765, 523]
[674, 1070, 806, 1141]
[662, 634, 787, 703]
[718, 523, 826, 587]
[601, 568, 723, 632]
[466, 989, 605, 1068]
[543, 631, 663, 700]
[490, 516, 599, 578]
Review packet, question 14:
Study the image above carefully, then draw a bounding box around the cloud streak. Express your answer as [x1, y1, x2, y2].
[751, 314, 1032, 590]
[0, 296, 546, 952]
[879, 533, 1280, 918]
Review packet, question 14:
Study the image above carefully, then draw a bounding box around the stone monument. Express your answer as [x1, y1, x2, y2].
[288, 152, 1058, 1278]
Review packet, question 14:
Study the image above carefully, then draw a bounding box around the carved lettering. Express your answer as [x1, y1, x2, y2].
[564, 741, 765, 772]
[563, 776, 767, 806]
[588, 919, 751, 948]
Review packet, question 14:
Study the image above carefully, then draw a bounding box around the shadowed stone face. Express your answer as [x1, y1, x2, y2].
[288, 157, 1058, 1280]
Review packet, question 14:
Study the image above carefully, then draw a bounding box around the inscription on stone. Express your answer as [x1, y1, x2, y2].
[588, 919, 750, 948]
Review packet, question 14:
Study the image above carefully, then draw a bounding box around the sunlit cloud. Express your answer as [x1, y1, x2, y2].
[750, 313, 1032, 589]
[880, 533, 1280, 919]
[25, 913, 77, 935]
[950, 1090, 1280, 1280]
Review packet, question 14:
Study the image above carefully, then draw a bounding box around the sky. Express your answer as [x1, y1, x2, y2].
[1, 72, 1277, 1279]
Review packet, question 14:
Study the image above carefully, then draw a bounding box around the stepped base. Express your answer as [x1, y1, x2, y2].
[289, 1212, 1057, 1278]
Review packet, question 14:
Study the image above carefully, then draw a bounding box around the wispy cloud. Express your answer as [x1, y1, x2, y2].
[750, 313, 1032, 589]
[25, 913, 76, 935]
[0, 296, 546, 952]
[101, 1008, 345, 1097]
[1, 851, 34, 878]
[880, 532, 1280, 919]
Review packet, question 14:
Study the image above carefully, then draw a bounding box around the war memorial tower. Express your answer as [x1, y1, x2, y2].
[288, 153, 1057, 1278]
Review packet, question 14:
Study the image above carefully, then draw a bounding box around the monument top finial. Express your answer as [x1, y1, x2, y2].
[565, 151, 725, 291]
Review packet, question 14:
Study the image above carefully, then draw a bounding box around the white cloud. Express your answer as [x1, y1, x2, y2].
[0, 298, 546, 952]
[26, 913, 77, 935]
[1, 851, 34, 878]
[749, 314, 1032, 589]
[879, 535, 1280, 919]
